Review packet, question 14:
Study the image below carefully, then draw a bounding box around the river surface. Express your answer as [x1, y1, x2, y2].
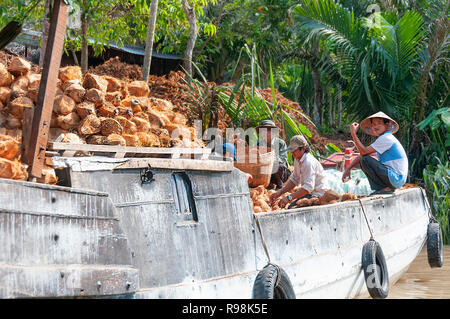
[387, 245, 450, 299]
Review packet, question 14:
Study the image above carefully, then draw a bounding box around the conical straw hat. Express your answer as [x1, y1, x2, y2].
[360, 111, 399, 136]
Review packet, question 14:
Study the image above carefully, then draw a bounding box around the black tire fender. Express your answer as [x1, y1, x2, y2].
[361, 240, 389, 299]
[252, 263, 296, 299]
[427, 222, 444, 268]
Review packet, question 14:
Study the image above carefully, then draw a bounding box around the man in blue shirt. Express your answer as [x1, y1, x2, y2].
[342, 111, 408, 195]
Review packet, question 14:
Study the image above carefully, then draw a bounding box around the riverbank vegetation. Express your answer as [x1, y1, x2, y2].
[1, 0, 448, 241]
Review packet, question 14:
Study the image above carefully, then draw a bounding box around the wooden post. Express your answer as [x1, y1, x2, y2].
[26, 0, 68, 178]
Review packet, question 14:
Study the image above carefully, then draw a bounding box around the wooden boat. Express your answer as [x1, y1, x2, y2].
[0, 154, 432, 299]
[1, 2, 435, 298]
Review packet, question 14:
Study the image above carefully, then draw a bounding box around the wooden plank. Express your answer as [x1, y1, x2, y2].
[48, 142, 211, 156]
[26, 0, 69, 178]
[21, 106, 33, 161]
[113, 158, 234, 172]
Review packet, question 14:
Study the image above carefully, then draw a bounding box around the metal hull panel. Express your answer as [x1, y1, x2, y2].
[0, 166, 430, 299]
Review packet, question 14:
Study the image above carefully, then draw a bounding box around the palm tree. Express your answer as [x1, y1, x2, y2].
[142, 0, 159, 82]
[290, 0, 428, 120]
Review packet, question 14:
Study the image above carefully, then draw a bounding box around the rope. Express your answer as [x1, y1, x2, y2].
[254, 215, 271, 263]
[358, 199, 375, 240]
[420, 187, 437, 223]
[254, 215, 282, 287]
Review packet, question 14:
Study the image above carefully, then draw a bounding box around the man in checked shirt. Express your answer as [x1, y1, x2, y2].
[269, 135, 329, 209]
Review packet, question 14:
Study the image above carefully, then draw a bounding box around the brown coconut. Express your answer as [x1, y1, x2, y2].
[100, 117, 122, 136]
[8, 96, 34, 119]
[97, 103, 118, 117]
[0, 135, 19, 160]
[116, 105, 133, 118]
[57, 112, 81, 130]
[102, 75, 124, 92]
[130, 116, 150, 133]
[0, 63, 13, 87]
[10, 75, 29, 97]
[65, 82, 86, 103]
[7, 56, 31, 77]
[319, 189, 342, 205]
[106, 133, 126, 146]
[146, 109, 166, 128]
[26, 73, 41, 102]
[136, 132, 160, 147]
[54, 132, 85, 144]
[150, 97, 174, 112]
[59, 66, 82, 82]
[105, 91, 123, 106]
[127, 80, 149, 97]
[60, 79, 81, 92]
[0, 87, 11, 104]
[87, 135, 107, 145]
[114, 116, 137, 135]
[53, 94, 76, 115]
[0, 158, 25, 180]
[82, 73, 108, 92]
[122, 134, 139, 146]
[84, 88, 104, 107]
[75, 101, 96, 119]
[78, 114, 101, 136]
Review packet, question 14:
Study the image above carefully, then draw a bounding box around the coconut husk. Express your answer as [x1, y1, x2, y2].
[100, 117, 122, 136]
[0, 134, 19, 160]
[319, 189, 342, 205]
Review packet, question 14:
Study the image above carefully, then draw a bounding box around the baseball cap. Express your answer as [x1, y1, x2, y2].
[257, 119, 277, 129]
[286, 135, 308, 152]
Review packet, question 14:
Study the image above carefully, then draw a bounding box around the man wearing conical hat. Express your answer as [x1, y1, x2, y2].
[342, 111, 408, 195]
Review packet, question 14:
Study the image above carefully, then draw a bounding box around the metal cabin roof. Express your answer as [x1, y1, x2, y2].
[14, 28, 181, 60]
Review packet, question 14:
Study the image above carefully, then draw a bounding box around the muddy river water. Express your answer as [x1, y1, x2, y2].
[386, 245, 450, 299]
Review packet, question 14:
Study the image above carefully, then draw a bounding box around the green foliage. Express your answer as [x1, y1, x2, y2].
[180, 63, 226, 132]
[423, 159, 450, 244]
[290, 0, 428, 120]
[414, 107, 450, 171]
[325, 142, 342, 156]
[0, 0, 44, 28]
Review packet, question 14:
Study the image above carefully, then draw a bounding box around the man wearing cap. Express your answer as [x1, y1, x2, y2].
[256, 119, 290, 190]
[342, 111, 408, 195]
[269, 135, 328, 208]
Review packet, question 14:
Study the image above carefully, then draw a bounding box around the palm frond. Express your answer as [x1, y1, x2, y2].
[290, 0, 368, 58]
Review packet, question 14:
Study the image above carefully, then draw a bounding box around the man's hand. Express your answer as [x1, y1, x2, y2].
[269, 190, 281, 205]
[278, 196, 291, 208]
[342, 169, 351, 183]
[350, 122, 359, 135]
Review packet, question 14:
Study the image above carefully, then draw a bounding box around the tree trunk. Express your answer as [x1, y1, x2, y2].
[38, 0, 52, 71]
[80, 14, 89, 74]
[328, 88, 333, 128]
[298, 59, 306, 102]
[337, 84, 342, 128]
[259, 47, 266, 88]
[142, 0, 159, 82]
[310, 61, 322, 129]
[310, 40, 322, 129]
[181, 0, 197, 77]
